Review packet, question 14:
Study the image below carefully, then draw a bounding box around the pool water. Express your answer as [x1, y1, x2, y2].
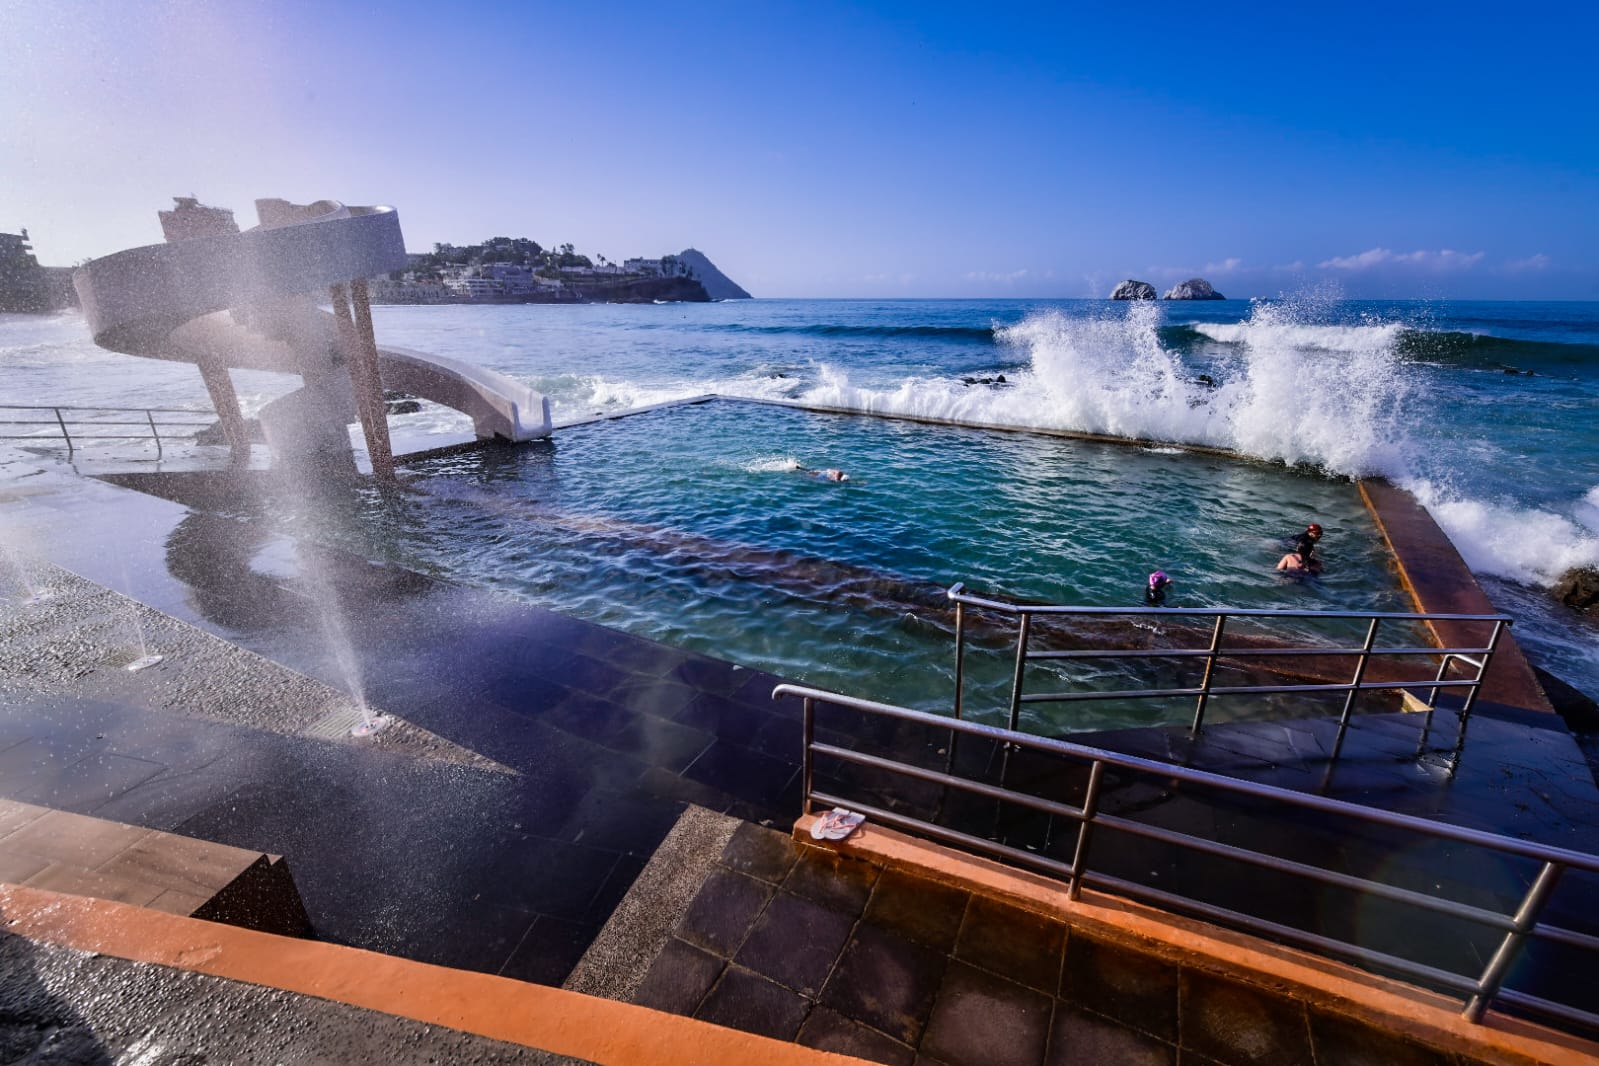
[244, 399, 1410, 733]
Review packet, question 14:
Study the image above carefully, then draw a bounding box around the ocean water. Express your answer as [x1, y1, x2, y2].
[3, 296, 1596, 711]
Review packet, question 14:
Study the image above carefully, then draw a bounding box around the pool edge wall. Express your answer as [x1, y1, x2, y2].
[1358, 478, 1552, 713]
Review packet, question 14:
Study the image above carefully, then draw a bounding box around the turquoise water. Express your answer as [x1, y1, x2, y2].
[240, 399, 1402, 730]
[4, 297, 1596, 705]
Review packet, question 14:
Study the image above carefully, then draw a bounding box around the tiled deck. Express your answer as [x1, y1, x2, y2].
[634, 821, 1513, 1066]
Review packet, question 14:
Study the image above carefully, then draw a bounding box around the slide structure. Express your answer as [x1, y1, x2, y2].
[73, 198, 549, 477]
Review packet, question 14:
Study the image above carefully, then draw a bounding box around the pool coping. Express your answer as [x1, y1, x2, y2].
[1358, 478, 1552, 712]
[0, 882, 868, 1066]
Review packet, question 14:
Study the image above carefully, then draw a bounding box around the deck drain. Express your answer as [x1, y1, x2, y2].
[305, 706, 395, 740]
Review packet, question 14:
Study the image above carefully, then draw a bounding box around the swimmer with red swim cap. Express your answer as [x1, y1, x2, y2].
[1279, 522, 1325, 575]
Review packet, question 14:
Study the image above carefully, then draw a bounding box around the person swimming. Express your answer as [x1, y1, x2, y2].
[1292, 523, 1324, 561]
[1145, 570, 1173, 606]
[794, 464, 849, 482]
[1276, 549, 1321, 575]
[1277, 522, 1324, 575]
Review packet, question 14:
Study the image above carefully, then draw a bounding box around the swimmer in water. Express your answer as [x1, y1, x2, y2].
[1145, 570, 1173, 607]
[1276, 549, 1320, 575]
[794, 464, 849, 482]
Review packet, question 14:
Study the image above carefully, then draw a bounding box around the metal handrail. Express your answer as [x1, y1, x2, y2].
[775, 682, 1599, 1030]
[0, 403, 216, 459]
[945, 581, 1511, 760]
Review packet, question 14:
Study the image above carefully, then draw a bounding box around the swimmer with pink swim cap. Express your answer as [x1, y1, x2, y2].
[1145, 570, 1172, 607]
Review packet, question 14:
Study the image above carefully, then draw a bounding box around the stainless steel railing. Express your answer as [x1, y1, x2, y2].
[0, 403, 217, 459]
[775, 682, 1599, 1030]
[946, 582, 1511, 760]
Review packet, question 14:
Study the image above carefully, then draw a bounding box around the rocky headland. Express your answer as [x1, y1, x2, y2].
[1109, 279, 1157, 300]
[1162, 278, 1226, 300]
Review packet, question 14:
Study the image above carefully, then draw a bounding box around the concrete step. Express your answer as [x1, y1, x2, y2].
[0, 798, 309, 937]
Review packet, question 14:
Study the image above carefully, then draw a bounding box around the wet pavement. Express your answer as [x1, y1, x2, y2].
[0, 930, 585, 1065]
[1, 453, 808, 982]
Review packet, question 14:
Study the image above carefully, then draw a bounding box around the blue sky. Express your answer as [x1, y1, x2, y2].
[4, 0, 1597, 298]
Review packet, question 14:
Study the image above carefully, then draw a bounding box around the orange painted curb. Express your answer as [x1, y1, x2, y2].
[795, 815, 1599, 1066]
[0, 883, 869, 1066]
[1358, 478, 1552, 712]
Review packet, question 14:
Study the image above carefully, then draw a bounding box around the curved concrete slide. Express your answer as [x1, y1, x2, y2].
[73, 198, 549, 478]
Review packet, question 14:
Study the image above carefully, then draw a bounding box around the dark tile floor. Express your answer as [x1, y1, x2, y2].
[635, 823, 1474, 1066]
[0, 467, 815, 982]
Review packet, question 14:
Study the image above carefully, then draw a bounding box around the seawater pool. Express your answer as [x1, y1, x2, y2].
[230, 399, 1411, 732]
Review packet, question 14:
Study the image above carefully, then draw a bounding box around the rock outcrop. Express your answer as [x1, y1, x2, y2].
[1163, 278, 1226, 300]
[1110, 279, 1157, 300]
[678, 248, 752, 300]
[1554, 566, 1599, 612]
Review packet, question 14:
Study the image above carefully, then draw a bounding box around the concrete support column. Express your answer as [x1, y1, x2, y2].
[197, 355, 250, 460]
[329, 281, 395, 482]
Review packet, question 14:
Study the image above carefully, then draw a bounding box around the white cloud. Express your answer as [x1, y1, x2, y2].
[1318, 248, 1485, 272]
[965, 269, 1030, 284]
[1505, 253, 1551, 272]
[1202, 257, 1243, 274]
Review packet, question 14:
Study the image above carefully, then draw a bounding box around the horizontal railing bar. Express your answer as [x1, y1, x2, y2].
[1081, 871, 1482, 996]
[1022, 687, 1205, 703]
[1019, 678, 1480, 704]
[809, 790, 1077, 880]
[1529, 922, 1599, 953]
[1490, 988, 1599, 1032]
[11, 433, 193, 442]
[1095, 814, 1519, 931]
[0, 403, 212, 414]
[773, 684, 1599, 873]
[1024, 646, 1491, 662]
[948, 586, 1511, 625]
[811, 743, 1086, 822]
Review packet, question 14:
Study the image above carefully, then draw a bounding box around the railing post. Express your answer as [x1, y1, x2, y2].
[801, 696, 816, 817]
[1453, 620, 1506, 759]
[1426, 653, 1455, 710]
[1464, 860, 1565, 1022]
[53, 408, 73, 456]
[146, 409, 162, 459]
[1008, 612, 1032, 735]
[953, 598, 966, 721]
[1067, 760, 1106, 901]
[1330, 617, 1381, 761]
[1190, 614, 1228, 735]
[1417, 652, 1455, 756]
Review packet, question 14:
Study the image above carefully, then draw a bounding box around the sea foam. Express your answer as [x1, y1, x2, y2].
[786, 296, 1598, 590]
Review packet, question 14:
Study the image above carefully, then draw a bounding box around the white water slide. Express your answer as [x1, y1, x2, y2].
[73, 199, 549, 475]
